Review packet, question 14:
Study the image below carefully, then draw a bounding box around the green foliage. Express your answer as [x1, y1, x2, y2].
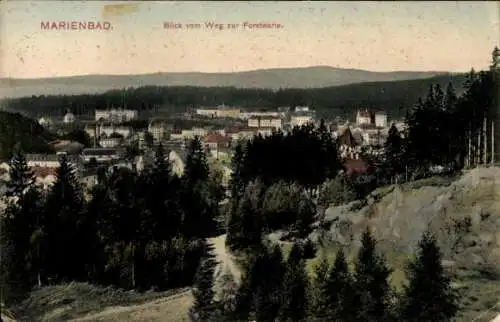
[353, 227, 394, 321]
[399, 231, 459, 322]
[279, 242, 309, 321]
[238, 124, 340, 189]
[310, 255, 330, 319]
[318, 173, 358, 209]
[327, 249, 356, 321]
[191, 240, 218, 321]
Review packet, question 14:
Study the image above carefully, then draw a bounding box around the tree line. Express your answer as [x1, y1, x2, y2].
[2, 74, 464, 120]
[1, 138, 223, 303]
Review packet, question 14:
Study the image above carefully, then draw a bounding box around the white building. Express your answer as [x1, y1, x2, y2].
[290, 114, 313, 128]
[95, 109, 138, 122]
[81, 148, 121, 163]
[99, 137, 122, 148]
[356, 110, 372, 125]
[248, 117, 282, 129]
[99, 124, 133, 139]
[240, 111, 285, 120]
[294, 106, 310, 112]
[375, 112, 388, 128]
[63, 111, 76, 124]
[148, 120, 168, 141]
[38, 116, 53, 127]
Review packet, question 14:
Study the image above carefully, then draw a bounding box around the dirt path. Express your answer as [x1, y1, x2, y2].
[208, 234, 242, 284]
[68, 290, 193, 322]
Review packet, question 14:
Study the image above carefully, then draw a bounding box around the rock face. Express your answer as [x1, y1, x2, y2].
[319, 168, 500, 276]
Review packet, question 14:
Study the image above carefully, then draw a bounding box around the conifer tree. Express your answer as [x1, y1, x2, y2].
[43, 155, 86, 282]
[2, 186, 43, 300]
[279, 242, 309, 321]
[384, 124, 404, 178]
[226, 191, 263, 252]
[353, 227, 393, 322]
[310, 255, 330, 320]
[191, 239, 218, 321]
[328, 248, 356, 321]
[229, 142, 245, 200]
[253, 244, 285, 321]
[184, 136, 210, 187]
[400, 231, 458, 322]
[5, 146, 34, 198]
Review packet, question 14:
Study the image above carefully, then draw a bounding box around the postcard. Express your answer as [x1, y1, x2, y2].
[0, 2, 499, 322]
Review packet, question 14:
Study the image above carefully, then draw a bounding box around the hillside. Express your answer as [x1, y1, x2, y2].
[0, 66, 449, 98]
[0, 111, 55, 160]
[1, 74, 466, 120]
[316, 168, 500, 321]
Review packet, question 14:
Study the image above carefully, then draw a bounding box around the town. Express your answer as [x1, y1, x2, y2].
[3, 105, 402, 192]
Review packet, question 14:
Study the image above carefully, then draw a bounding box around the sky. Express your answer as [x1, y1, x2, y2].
[0, 1, 498, 78]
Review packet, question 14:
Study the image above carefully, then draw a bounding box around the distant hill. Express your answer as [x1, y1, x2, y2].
[0, 66, 451, 98]
[1, 73, 466, 121]
[0, 111, 55, 161]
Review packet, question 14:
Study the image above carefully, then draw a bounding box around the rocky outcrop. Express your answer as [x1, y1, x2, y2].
[317, 168, 500, 276]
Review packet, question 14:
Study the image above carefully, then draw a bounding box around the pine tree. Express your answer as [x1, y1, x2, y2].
[400, 231, 458, 322]
[191, 239, 218, 321]
[384, 124, 404, 178]
[294, 197, 316, 239]
[229, 142, 245, 200]
[253, 244, 285, 321]
[353, 227, 393, 322]
[184, 136, 210, 187]
[279, 244, 309, 321]
[226, 193, 263, 252]
[43, 155, 86, 282]
[5, 146, 34, 198]
[327, 248, 356, 321]
[2, 186, 43, 301]
[310, 255, 330, 320]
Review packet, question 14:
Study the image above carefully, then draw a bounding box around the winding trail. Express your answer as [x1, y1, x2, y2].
[208, 234, 242, 284]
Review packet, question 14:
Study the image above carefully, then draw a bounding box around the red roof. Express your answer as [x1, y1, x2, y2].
[205, 133, 230, 143]
[343, 159, 370, 176]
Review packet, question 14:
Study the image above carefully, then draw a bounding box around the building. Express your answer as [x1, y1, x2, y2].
[248, 117, 282, 129]
[63, 110, 76, 124]
[148, 120, 168, 141]
[95, 108, 138, 122]
[195, 105, 241, 119]
[81, 148, 121, 163]
[375, 112, 388, 128]
[204, 133, 231, 149]
[290, 114, 314, 128]
[25, 153, 83, 177]
[99, 136, 123, 148]
[356, 110, 372, 125]
[38, 116, 53, 128]
[240, 110, 285, 120]
[98, 124, 133, 139]
[294, 106, 310, 112]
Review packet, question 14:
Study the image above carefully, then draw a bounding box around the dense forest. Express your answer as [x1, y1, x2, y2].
[1, 74, 465, 120]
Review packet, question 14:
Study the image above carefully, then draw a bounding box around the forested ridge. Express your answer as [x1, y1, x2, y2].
[1, 74, 465, 120]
